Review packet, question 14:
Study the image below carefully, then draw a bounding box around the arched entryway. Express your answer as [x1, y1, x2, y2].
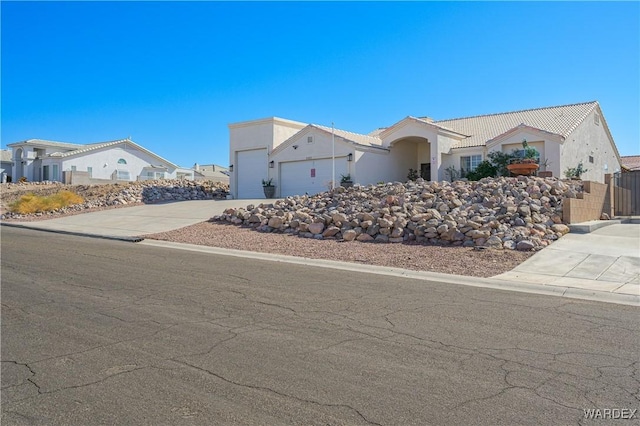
[388, 136, 432, 181]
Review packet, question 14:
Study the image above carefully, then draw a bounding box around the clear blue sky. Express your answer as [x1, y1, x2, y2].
[2, 1, 639, 168]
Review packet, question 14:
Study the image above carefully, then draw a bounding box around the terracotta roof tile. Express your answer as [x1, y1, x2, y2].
[431, 101, 599, 148]
[621, 155, 640, 171]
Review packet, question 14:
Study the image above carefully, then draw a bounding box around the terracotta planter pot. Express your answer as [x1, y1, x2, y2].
[507, 163, 539, 176]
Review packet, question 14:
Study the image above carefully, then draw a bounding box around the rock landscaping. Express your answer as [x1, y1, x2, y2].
[214, 176, 583, 251]
[1, 179, 228, 220]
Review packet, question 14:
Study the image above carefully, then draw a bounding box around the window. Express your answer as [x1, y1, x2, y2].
[307, 136, 313, 144]
[117, 158, 127, 165]
[87, 167, 93, 177]
[117, 170, 130, 180]
[71, 166, 77, 172]
[52, 164, 59, 181]
[146, 170, 164, 179]
[589, 155, 594, 164]
[460, 155, 482, 173]
[594, 113, 600, 126]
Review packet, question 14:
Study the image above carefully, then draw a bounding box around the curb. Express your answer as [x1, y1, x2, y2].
[137, 239, 640, 307]
[1, 222, 144, 243]
[569, 220, 622, 234]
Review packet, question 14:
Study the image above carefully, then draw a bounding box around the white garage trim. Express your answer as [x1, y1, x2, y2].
[280, 158, 348, 197]
[237, 149, 268, 198]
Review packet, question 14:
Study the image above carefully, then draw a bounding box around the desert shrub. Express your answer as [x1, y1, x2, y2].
[487, 151, 517, 176]
[465, 161, 498, 181]
[10, 190, 84, 214]
[445, 165, 461, 181]
[407, 168, 419, 181]
[564, 161, 589, 179]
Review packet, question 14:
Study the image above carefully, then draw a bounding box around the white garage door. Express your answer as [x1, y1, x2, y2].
[237, 149, 268, 199]
[280, 158, 348, 197]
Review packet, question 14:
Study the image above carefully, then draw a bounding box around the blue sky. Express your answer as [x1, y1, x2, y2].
[2, 1, 639, 168]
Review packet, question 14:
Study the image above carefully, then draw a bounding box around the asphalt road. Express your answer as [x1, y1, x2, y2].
[2, 227, 638, 425]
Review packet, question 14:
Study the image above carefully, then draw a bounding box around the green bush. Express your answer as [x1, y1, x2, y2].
[407, 168, 419, 181]
[564, 161, 589, 179]
[466, 161, 498, 181]
[487, 151, 517, 176]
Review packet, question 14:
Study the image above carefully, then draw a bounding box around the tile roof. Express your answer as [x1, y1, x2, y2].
[621, 155, 640, 171]
[52, 139, 130, 157]
[7, 139, 86, 149]
[430, 101, 599, 148]
[1, 150, 13, 162]
[312, 124, 383, 148]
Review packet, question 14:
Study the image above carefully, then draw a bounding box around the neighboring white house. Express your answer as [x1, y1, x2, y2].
[7, 138, 195, 184]
[228, 101, 622, 199]
[1, 149, 13, 182]
[192, 163, 230, 183]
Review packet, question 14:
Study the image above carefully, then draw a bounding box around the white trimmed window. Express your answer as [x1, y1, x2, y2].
[117, 170, 130, 180]
[307, 136, 313, 144]
[460, 155, 482, 173]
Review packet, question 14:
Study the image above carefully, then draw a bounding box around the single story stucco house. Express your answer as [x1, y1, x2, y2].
[228, 101, 622, 199]
[192, 163, 230, 183]
[1, 149, 13, 182]
[7, 138, 194, 184]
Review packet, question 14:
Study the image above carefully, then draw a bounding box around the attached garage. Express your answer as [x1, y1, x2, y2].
[237, 149, 268, 198]
[280, 158, 348, 197]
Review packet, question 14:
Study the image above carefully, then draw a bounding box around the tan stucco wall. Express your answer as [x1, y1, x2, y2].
[355, 150, 393, 185]
[560, 109, 621, 182]
[432, 135, 458, 180]
[386, 140, 418, 183]
[268, 130, 354, 186]
[228, 117, 307, 161]
[381, 121, 438, 148]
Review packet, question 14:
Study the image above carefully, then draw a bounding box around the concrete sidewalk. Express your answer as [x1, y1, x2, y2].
[3, 202, 639, 305]
[493, 223, 639, 300]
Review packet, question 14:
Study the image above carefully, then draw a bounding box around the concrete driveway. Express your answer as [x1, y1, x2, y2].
[2, 199, 265, 239]
[494, 223, 639, 297]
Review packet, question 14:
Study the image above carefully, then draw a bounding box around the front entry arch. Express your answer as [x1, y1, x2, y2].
[388, 136, 432, 181]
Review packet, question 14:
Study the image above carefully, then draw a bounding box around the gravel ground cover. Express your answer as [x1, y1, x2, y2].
[143, 221, 534, 278]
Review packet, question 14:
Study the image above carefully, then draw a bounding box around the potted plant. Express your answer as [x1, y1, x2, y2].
[506, 140, 539, 176]
[340, 174, 353, 188]
[262, 178, 276, 198]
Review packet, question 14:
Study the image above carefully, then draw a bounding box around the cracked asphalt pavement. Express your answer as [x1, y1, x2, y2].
[2, 227, 639, 425]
